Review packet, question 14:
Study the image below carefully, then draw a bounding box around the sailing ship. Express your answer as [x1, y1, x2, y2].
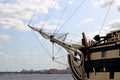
[28, 25, 120, 80]
[28, 0, 120, 80]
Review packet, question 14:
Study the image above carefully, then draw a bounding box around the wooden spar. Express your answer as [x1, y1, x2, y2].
[50, 36, 83, 56]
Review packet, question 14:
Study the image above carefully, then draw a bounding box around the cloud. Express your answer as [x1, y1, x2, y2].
[91, 0, 100, 6]
[91, 0, 115, 7]
[43, 25, 59, 31]
[91, 0, 120, 11]
[0, 34, 11, 41]
[94, 19, 120, 37]
[116, 0, 120, 11]
[68, 0, 74, 5]
[0, 51, 39, 64]
[108, 19, 120, 29]
[102, 0, 120, 12]
[82, 18, 94, 23]
[0, 51, 44, 71]
[100, 0, 114, 7]
[21, 51, 38, 56]
[0, 46, 2, 49]
[100, 0, 120, 10]
[87, 31, 99, 40]
[0, 52, 4, 55]
[118, 6, 120, 11]
[1, 54, 14, 60]
[67, 37, 82, 44]
[0, 51, 38, 61]
[50, 20, 64, 25]
[34, 20, 60, 31]
[0, 0, 59, 31]
[78, 18, 94, 26]
[0, 18, 29, 31]
[99, 19, 120, 34]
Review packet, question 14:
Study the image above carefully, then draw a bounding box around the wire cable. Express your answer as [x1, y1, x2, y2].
[28, 0, 42, 25]
[56, 0, 87, 33]
[30, 29, 53, 58]
[54, 0, 69, 34]
[52, 42, 55, 61]
[99, 0, 114, 34]
[41, 0, 57, 29]
[55, 59, 69, 67]
[54, 44, 67, 57]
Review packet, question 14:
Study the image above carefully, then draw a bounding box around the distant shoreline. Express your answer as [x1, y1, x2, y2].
[0, 68, 70, 75]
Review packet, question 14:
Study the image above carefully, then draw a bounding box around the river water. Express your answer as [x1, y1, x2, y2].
[0, 74, 74, 80]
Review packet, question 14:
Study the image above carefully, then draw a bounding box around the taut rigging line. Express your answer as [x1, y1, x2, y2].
[29, 28, 53, 58]
[54, 0, 69, 34]
[55, 0, 87, 34]
[99, 0, 114, 35]
[42, 0, 57, 27]
[28, 0, 42, 25]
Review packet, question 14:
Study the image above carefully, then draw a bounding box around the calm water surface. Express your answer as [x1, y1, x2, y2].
[0, 74, 74, 80]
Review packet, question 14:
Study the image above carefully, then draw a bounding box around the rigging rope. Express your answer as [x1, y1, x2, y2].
[27, 0, 60, 61]
[54, 44, 68, 64]
[29, 27, 69, 77]
[54, 45, 63, 57]
[41, 0, 57, 29]
[54, 0, 69, 34]
[28, 0, 41, 25]
[52, 42, 55, 61]
[54, 44, 68, 57]
[99, 0, 114, 35]
[55, 59, 69, 67]
[54, 55, 68, 59]
[30, 29, 53, 58]
[55, 0, 87, 33]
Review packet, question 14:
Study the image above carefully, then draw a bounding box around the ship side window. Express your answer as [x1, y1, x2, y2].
[102, 51, 106, 57]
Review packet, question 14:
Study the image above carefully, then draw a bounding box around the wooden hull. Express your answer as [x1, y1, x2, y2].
[68, 54, 120, 80]
[68, 54, 86, 80]
[68, 42, 120, 80]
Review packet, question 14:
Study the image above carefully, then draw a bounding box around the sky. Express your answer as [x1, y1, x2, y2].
[0, 0, 120, 71]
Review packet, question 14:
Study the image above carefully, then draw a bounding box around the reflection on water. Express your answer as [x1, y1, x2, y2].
[0, 74, 74, 80]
